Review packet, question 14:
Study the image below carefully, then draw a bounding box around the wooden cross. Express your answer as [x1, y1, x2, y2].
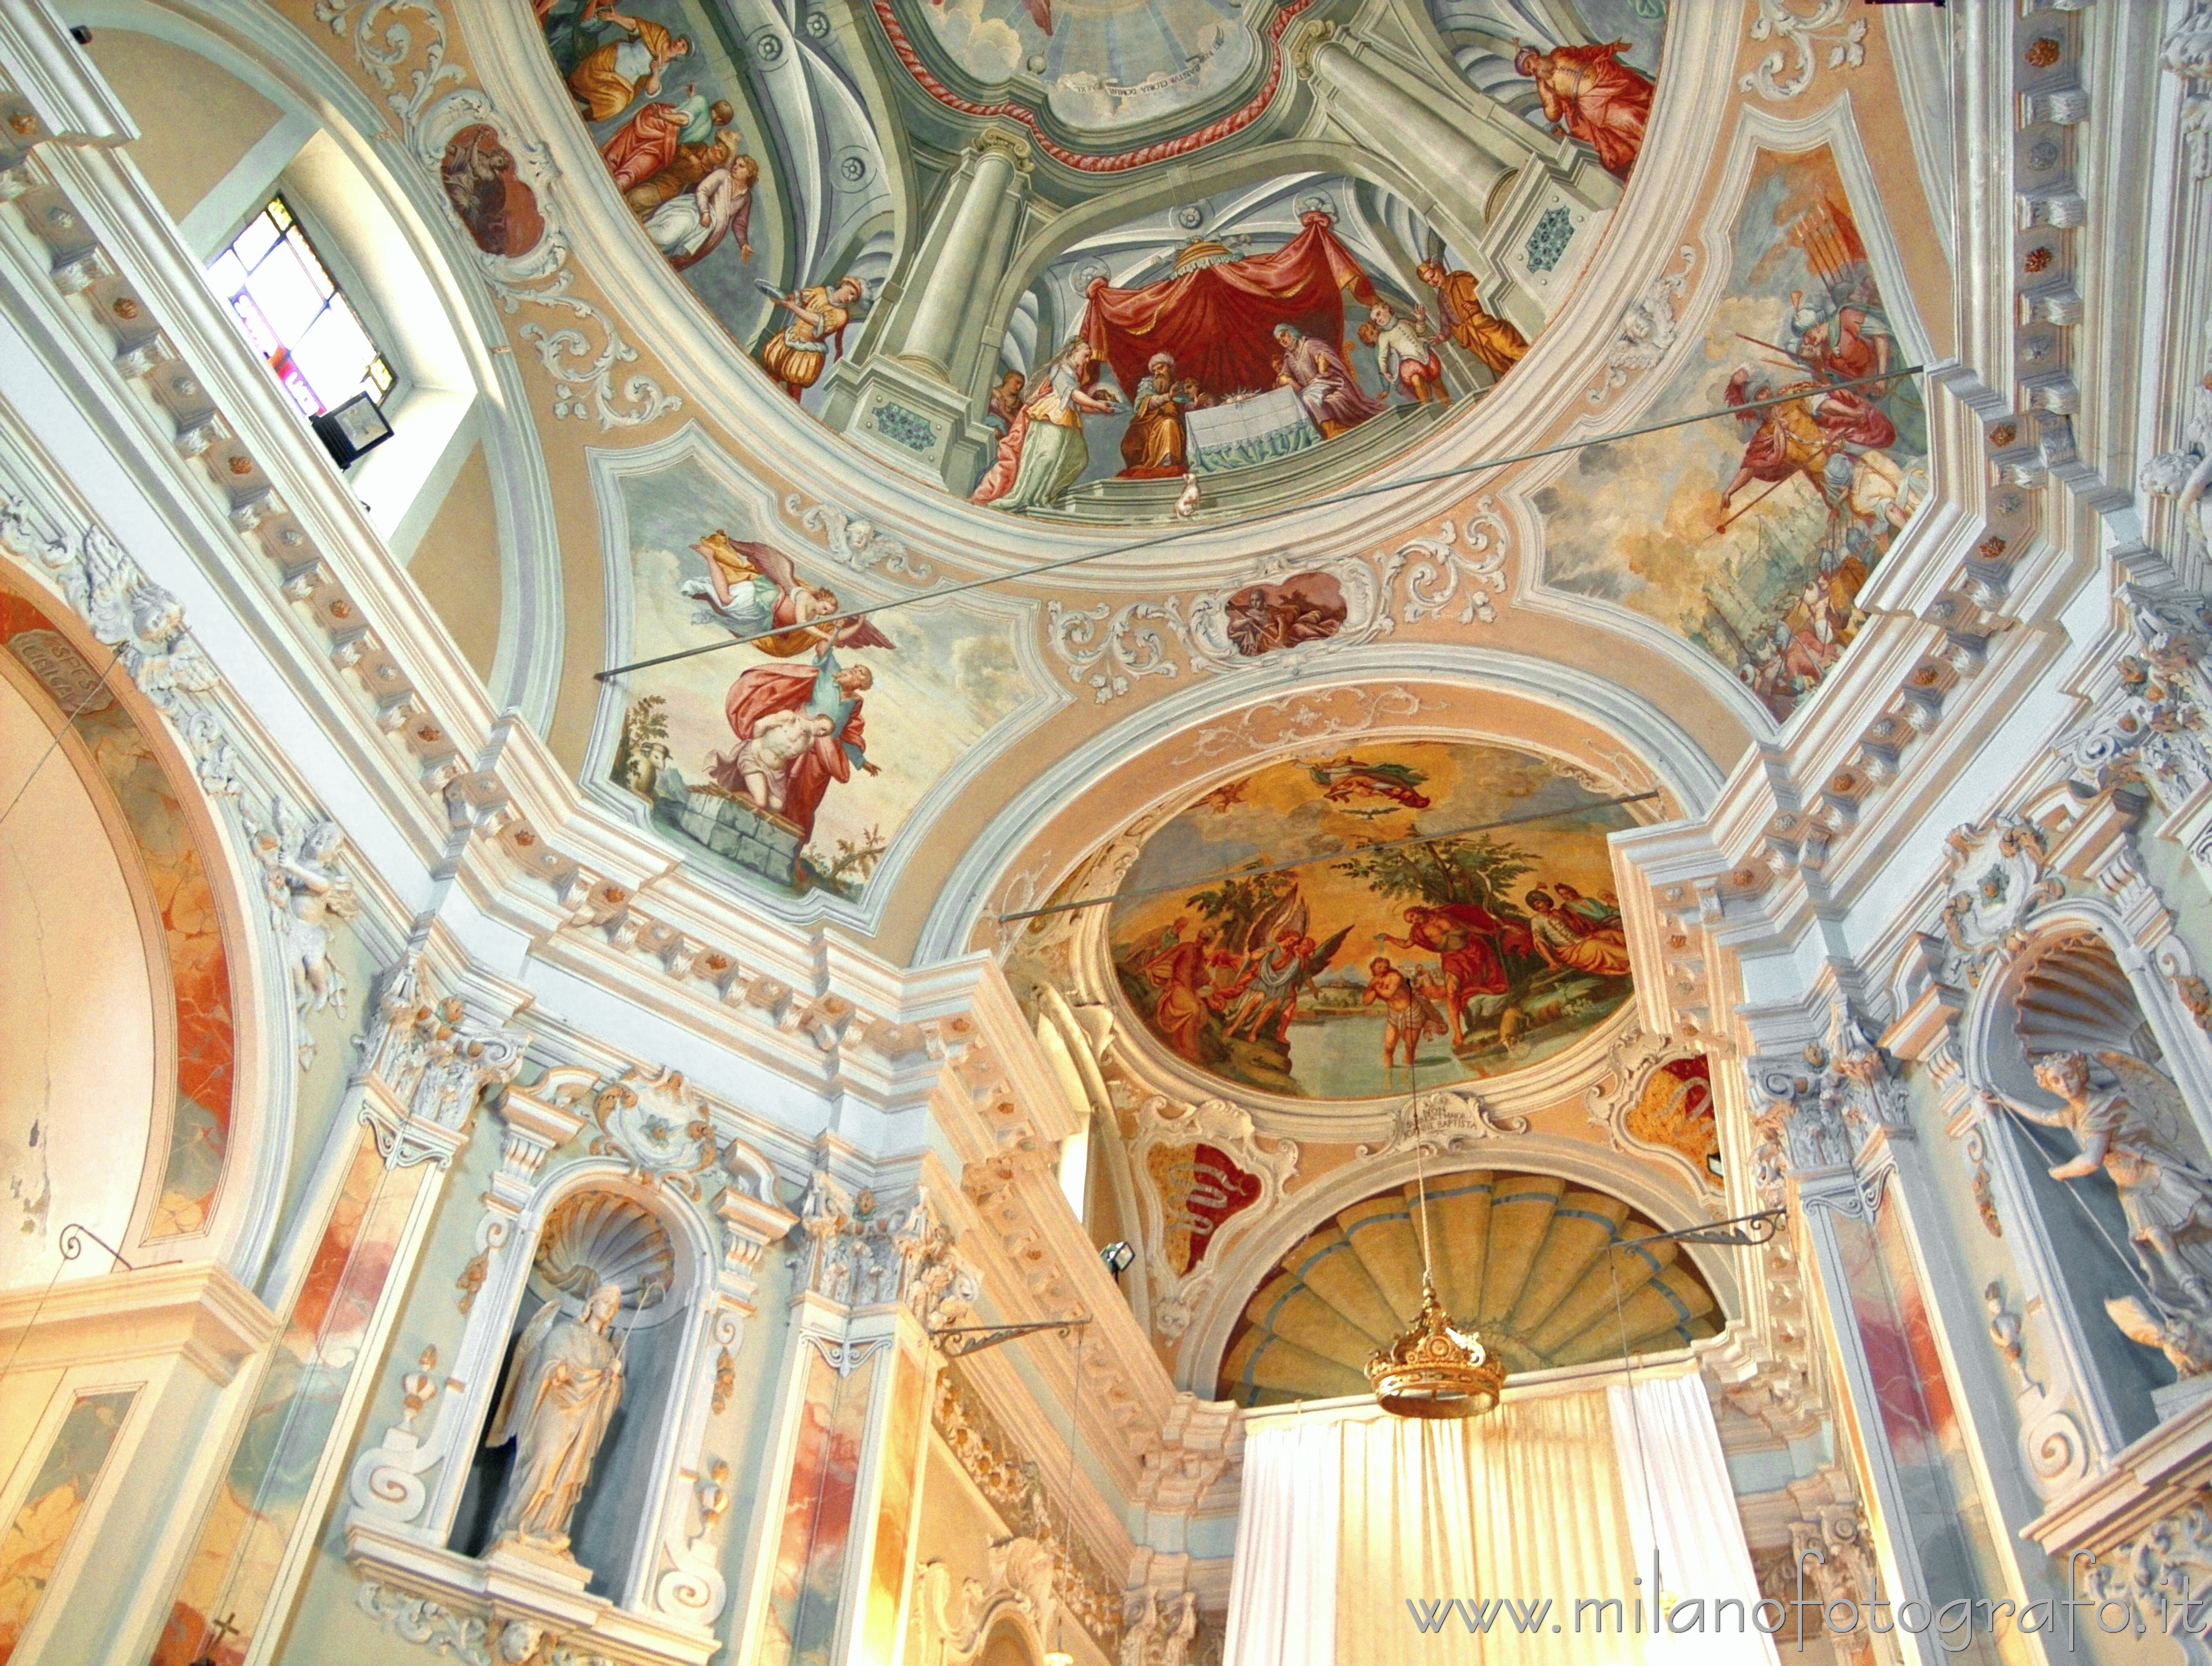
[189, 1612, 240, 1666]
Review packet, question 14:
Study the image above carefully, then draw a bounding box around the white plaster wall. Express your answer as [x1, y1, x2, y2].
[0, 674, 158, 1290]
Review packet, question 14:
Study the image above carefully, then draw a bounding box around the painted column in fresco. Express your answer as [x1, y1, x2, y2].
[148, 956, 530, 1666]
[823, 129, 1033, 484]
[1294, 29, 1527, 255]
[1752, 1042, 2020, 1666]
[735, 1178, 967, 1666]
[901, 132, 1030, 379]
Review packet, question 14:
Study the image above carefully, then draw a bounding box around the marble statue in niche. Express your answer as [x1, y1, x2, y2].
[2006, 1051, 2212, 1376]
[486, 1281, 629, 1553]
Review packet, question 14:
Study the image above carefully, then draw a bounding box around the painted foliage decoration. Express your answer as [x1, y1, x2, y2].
[0, 587, 235, 1246]
[1537, 145, 1927, 720]
[0, 1391, 136, 1663]
[1108, 740, 1638, 1100]
[603, 451, 1033, 900]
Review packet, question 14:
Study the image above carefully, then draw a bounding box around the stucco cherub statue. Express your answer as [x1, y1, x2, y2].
[2004, 1049, 2212, 1374]
[246, 795, 360, 1066]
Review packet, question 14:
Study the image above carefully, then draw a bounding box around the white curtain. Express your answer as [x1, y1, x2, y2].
[1227, 1390, 1645, 1666]
[1333, 1387, 1645, 1666]
[1224, 1417, 1340, 1666]
[1607, 1373, 1780, 1666]
[1226, 1375, 1777, 1666]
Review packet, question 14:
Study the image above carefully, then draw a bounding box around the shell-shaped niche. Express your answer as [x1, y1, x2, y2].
[1218, 1170, 1722, 1405]
[2014, 932, 2161, 1063]
[533, 1190, 677, 1321]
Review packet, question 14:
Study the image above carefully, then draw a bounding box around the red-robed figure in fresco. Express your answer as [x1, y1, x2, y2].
[1081, 210, 1380, 404]
[708, 654, 877, 841]
[1514, 42, 1655, 178]
[1375, 902, 1534, 1051]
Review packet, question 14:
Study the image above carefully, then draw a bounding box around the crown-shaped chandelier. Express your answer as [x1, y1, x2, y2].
[1367, 1099, 1506, 1420]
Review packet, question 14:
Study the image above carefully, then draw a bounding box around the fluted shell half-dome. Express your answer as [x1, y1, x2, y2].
[1218, 1171, 1722, 1406]
[533, 1190, 677, 1313]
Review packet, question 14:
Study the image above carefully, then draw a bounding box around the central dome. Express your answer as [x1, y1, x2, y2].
[527, 0, 1661, 519]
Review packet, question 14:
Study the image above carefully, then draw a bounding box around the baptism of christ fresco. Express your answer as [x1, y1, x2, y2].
[1109, 742, 1639, 1100]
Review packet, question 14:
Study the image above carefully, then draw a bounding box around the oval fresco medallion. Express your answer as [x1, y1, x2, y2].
[1107, 740, 1639, 1100]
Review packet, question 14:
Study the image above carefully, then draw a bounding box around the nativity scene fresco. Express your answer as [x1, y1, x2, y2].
[601, 451, 1038, 902]
[1535, 145, 1927, 722]
[1108, 741, 1639, 1100]
[525, 1, 1662, 520]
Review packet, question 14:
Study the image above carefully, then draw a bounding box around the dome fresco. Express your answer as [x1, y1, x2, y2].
[1106, 740, 1641, 1100]
[529, 0, 1661, 518]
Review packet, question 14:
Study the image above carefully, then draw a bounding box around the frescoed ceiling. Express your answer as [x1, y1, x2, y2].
[529, 0, 1653, 512]
[278, 0, 1965, 1383]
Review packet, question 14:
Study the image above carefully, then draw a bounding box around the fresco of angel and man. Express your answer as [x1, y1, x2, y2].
[605, 451, 1032, 900]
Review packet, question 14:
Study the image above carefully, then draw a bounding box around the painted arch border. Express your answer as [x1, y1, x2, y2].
[914, 642, 1728, 969]
[0, 565, 283, 1277]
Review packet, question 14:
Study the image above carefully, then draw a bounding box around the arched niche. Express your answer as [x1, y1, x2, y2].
[1967, 923, 2197, 1446]
[448, 1172, 708, 1602]
[977, 1617, 1041, 1666]
[1208, 1162, 1724, 1406]
[0, 572, 268, 1286]
[64, 0, 563, 723]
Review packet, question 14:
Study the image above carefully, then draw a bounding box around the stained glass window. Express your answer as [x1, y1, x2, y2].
[206, 196, 394, 419]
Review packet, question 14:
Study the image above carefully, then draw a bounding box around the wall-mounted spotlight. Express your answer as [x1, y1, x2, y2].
[1100, 1241, 1135, 1278]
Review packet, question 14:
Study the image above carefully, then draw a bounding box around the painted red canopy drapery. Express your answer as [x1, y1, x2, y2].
[1081, 211, 1379, 400]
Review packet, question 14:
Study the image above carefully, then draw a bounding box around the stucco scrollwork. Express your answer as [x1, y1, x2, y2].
[315, 0, 678, 430]
[1749, 1001, 1906, 1201]
[2062, 587, 2212, 808]
[1741, 0, 1867, 102]
[1588, 248, 1697, 400]
[582, 1066, 720, 1197]
[243, 792, 359, 1069]
[781, 495, 935, 582]
[1356, 1088, 1530, 1156]
[2165, 6, 2212, 180]
[356, 956, 531, 1169]
[1935, 816, 2066, 987]
[1396, 503, 1508, 627]
[2091, 1498, 2212, 1641]
[356, 1581, 491, 1665]
[795, 1175, 980, 1326]
[1043, 510, 1511, 703]
[1128, 1094, 1297, 1341]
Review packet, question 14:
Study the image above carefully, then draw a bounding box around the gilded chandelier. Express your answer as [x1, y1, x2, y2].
[1368, 1099, 1506, 1420]
[1367, 1274, 1506, 1419]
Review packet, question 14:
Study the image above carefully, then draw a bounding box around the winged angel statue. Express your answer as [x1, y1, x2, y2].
[2000, 1049, 2212, 1375]
[245, 795, 360, 1067]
